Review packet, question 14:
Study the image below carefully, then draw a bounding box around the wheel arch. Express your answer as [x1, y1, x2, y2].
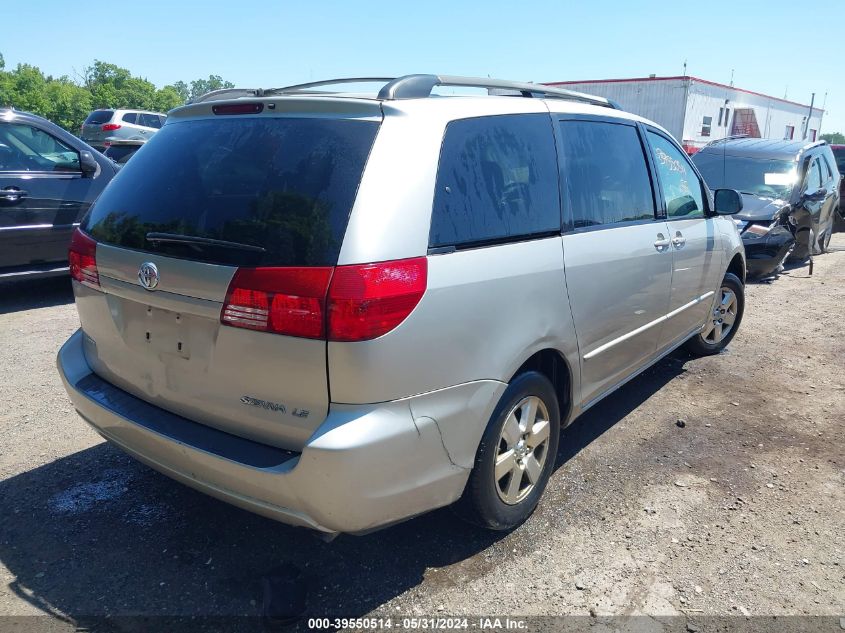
[509, 348, 574, 427]
[727, 251, 746, 285]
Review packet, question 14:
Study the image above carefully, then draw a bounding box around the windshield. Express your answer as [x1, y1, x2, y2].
[692, 153, 796, 199]
[84, 116, 379, 267]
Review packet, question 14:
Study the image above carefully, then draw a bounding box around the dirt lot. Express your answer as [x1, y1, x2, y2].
[0, 237, 843, 631]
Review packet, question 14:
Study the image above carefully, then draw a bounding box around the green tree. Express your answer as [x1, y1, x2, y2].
[43, 78, 92, 131]
[4, 64, 51, 115]
[0, 52, 233, 131]
[153, 86, 185, 113]
[188, 75, 235, 101]
[820, 132, 845, 144]
[170, 81, 190, 102]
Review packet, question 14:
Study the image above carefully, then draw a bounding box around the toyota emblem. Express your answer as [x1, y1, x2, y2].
[138, 262, 160, 290]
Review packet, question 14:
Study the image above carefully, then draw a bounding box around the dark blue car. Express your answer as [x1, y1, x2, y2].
[0, 109, 118, 280]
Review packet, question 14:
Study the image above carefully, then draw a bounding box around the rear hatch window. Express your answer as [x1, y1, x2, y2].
[83, 116, 380, 266]
[84, 110, 115, 125]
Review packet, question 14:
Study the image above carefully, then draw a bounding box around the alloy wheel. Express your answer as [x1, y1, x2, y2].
[494, 396, 551, 505]
[702, 286, 738, 344]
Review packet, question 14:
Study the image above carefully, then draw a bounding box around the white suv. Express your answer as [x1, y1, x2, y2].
[80, 108, 166, 151]
[58, 75, 746, 536]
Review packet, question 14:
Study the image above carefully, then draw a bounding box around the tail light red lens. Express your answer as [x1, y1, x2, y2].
[220, 258, 427, 341]
[101, 123, 121, 131]
[68, 228, 99, 288]
[327, 257, 427, 342]
[221, 267, 333, 338]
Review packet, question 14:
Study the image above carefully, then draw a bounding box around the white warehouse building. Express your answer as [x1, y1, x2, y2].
[546, 75, 825, 154]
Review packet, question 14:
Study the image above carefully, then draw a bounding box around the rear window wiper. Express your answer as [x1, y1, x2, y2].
[145, 232, 266, 253]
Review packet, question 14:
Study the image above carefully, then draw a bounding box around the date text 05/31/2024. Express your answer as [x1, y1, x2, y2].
[307, 618, 528, 630]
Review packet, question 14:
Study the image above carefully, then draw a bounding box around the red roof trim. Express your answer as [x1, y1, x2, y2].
[545, 76, 823, 112]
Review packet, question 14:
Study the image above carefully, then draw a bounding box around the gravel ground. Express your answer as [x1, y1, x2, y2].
[0, 237, 843, 631]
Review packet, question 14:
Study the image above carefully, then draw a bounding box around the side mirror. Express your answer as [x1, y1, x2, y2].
[713, 188, 743, 215]
[80, 150, 99, 178]
[803, 188, 827, 201]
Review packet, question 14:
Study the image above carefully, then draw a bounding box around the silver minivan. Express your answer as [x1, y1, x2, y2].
[80, 108, 166, 151]
[58, 75, 746, 536]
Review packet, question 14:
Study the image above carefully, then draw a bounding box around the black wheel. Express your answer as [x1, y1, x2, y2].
[685, 272, 744, 356]
[457, 371, 560, 531]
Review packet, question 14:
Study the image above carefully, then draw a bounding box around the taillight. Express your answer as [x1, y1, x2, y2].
[221, 267, 333, 338]
[101, 123, 121, 131]
[220, 258, 427, 341]
[327, 258, 427, 342]
[68, 228, 99, 288]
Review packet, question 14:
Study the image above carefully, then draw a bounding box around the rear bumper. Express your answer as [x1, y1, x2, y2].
[58, 329, 471, 534]
[743, 227, 795, 278]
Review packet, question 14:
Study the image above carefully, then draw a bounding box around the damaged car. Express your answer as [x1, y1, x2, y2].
[693, 138, 841, 278]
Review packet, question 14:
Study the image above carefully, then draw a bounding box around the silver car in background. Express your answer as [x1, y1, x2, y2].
[80, 108, 166, 151]
[58, 75, 746, 536]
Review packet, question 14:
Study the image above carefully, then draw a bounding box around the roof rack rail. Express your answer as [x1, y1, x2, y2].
[191, 88, 267, 103]
[268, 77, 396, 95]
[376, 74, 621, 109]
[265, 74, 619, 109]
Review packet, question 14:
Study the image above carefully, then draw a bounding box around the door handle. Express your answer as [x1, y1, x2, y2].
[672, 232, 686, 248]
[654, 233, 671, 250]
[0, 188, 28, 203]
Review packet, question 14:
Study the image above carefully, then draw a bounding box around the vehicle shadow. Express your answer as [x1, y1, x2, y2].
[0, 277, 74, 315]
[0, 352, 688, 631]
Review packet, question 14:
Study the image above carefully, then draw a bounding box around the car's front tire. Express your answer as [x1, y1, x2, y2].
[457, 371, 560, 531]
[685, 272, 744, 356]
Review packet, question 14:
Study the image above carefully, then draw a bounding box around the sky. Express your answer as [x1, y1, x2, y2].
[3, 0, 843, 132]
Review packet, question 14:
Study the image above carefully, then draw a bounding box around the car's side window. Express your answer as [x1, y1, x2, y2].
[140, 114, 162, 129]
[430, 114, 560, 249]
[0, 124, 80, 173]
[804, 157, 822, 193]
[558, 120, 655, 228]
[646, 131, 705, 219]
[122, 112, 138, 124]
[820, 154, 834, 185]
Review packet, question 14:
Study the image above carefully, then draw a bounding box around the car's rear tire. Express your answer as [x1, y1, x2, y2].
[457, 371, 560, 531]
[685, 272, 744, 357]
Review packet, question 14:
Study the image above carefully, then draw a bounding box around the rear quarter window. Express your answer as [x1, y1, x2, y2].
[84, 116, 380, 267]
[430, 114, 560, 248]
